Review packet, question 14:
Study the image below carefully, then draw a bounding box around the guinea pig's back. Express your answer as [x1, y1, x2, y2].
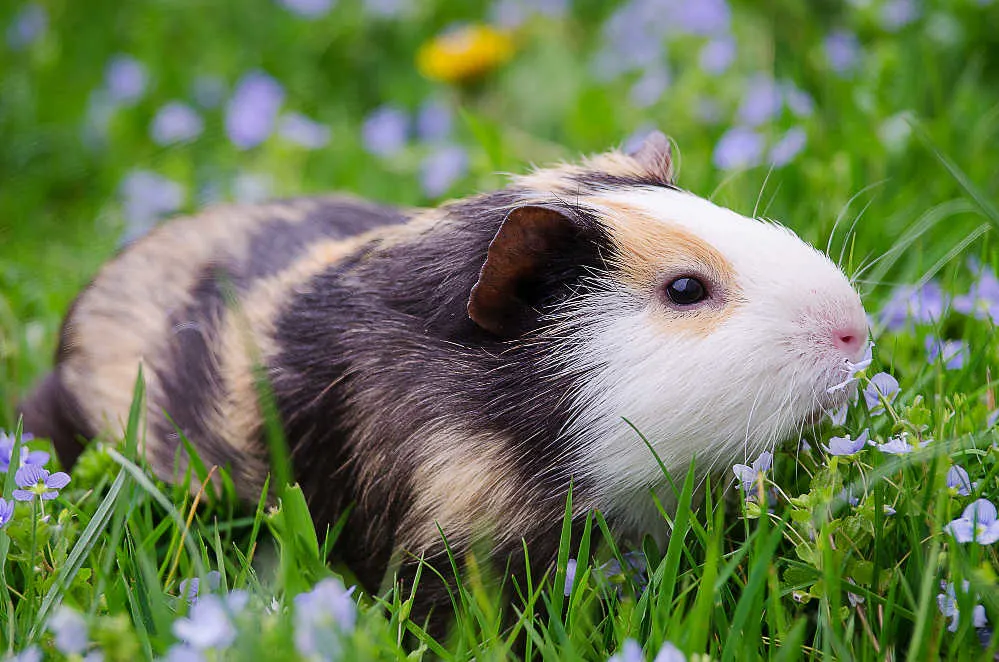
[22, 197, 409, 491]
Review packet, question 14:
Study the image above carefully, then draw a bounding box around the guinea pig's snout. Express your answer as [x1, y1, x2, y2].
[831, 323, 866, 357]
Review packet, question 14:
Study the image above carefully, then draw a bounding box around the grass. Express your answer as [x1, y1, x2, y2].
[2, 0, 999, 659]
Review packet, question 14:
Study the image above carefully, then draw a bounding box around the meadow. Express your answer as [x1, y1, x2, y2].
[1, 0, 999, 659]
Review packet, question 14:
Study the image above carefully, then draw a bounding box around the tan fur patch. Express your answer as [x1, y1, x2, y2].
[591, 199, 743, 335]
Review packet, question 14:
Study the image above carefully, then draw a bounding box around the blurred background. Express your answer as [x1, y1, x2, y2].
[1, 0, 998, 422]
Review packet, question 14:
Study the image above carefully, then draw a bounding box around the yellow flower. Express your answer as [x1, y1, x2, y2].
[417, 24, 515, 85]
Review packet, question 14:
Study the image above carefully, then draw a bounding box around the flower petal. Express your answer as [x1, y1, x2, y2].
[12, 490, 34, 502]
[14, 464, 45, 489]
[962, 499, 998, 527]
[45, 472, 71, 490]
[944, 518, 975, 543]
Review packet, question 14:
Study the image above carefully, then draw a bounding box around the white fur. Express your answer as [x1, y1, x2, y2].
[550, 187, 868, 540]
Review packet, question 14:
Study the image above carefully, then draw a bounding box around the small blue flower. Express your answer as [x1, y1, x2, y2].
[863, 373, 899, 414]
[737, 73, 782, 127]
[712, 126, 763, 171]
[947, 466, 976, 497]
[13, 465, 70, 501]
[178, 570, 222, 605]
[608, 639, 643, 662]
[0, 430, 46, 473]
[48, 606, 89, 656]
[4, 646, 41, 662]
[630, 66, 670, 108]
[362, 105, 409, 158]
[768, 127, 807, 167]
[104, 55, 148, 105]
[925, 336, 967, 370]
[953, 268, 999, 321]
[420, 145, 469, 198]
[675, 0, 730, 36]
[824, 429, 870, 456]
[698, 36, 736, 74]
[563, 558, 577, 596]
[945, 499, 999, 545]
[279, 0, 335, 18]
[828, 404, 848, 427]
[938, 581, 988, 632]
[824, 30, 861, 75]
[416, 99, 453, 143]
[231, 171, 272, 204]
[163, 644, 204, 662]
[781, 81, 814, 118]
[653, 641, 686, 662]
[828, 342, 874, 394]
[119, 170, 185, 242]
[6, 3, 47, 50]
[278, 112, 331, 149]
[294, 578, 357, 661]
[191, 75, 227, 109]
[0, 499, 14, 528]
[732, 451, 772, 493]
[172, 593, 246, 651]
[225, 71, 285, 150]
[880, 0, 919, 31]
[880, 281, 947, 330]
[151, 102, 204, 146]
[491, 0, 567, 28]
[872, 435, 913, 455]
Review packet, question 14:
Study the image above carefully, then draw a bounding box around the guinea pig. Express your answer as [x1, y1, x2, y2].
[20, 130, 868, 619]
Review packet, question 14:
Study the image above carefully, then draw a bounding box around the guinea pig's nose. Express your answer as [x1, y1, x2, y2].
[832, 324, 866, 357]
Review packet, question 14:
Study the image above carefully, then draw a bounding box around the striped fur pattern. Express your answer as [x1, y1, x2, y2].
[21, 132, 868, 624]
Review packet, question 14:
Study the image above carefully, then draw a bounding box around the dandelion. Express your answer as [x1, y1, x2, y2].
[104, 55, 148, 105]
[278, 0, 334, 18]
[737, 73, 782, 127]
[863, 372, 899, 414]
[946, 466, 976, 497]
[732, 451, 772, 496]
[6, 3, 47, 50]
[712, 126, 763, 171]
[417, 24, 514, 84]
[925, 336, 967, 370]
[824, 429, 870, 456]
[13, 465, 70, 501]
[178, 570, 222, 605]
[945, 499, 999, 544]
[172, 592, 247, 651]
[608, 639, 643, 662]
[828, 404, 848, 427]
[278, 112, 331, 149]
[938, 581, 988, 632]
[824, 30, 861, 75]
[151, 102, 204, 146]
[225, 71, 285, 150]
[361, 105, 409, 158]
[769, 127, 807, 167]
[415, 99, 453, 143]
[563, 558, 577, 596]
[0, 430, 47, 473]
[420, 145, 468, 198]
[293, 577, 357, 661]
[0, 499, 14, 528]
[872, 435, 913, 454]
[699, 36, 736, 74]
[48, 607, 89, 656]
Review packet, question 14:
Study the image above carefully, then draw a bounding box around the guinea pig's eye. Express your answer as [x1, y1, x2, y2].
[664, 277, 707, 306]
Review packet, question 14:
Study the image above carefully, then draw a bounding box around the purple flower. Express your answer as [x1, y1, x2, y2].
[945, 499, 999, 544]
[278, 0, 335, 18]
[225, 71, 285, 150]
[938, 581, 988, 632]
[988, 410, 999, 429]
[630, 66, 671, 108]
[172, 593, 247, 650]
[163, 645, 204, 662]
[863, 373, 899, 414]
[769, 127, 807, 167]
[925, 336, 967, 370]
[0, 430, 46, 473]
[179, 571, 222, 604]
[837, 487, 861, 507]
[782, 82, 814, 118]
[231, 172, 272, 204]
[105, 55, 148, 105]
[362, 105, 409, 158]
[6, 3, 47, 50]
[828, 404, 848, 427]
[421, 145, 468, 198]
[491, 0, 568, 28]
[0, 499, 14, 528]
[824, 30, 861, 75]
[151, 102, 204, 146]
[13, 465, 70, 501]
[712, 126, 763, 171]
[880, 281, 948, 330]
[732, 451, 772, 493]
[824, 429, 870, 456]
[48, 607, 89, 656]
[563, 558, 577, 596]
[872, 435, 913, 454]
[828, 341, 874, 394]
[192, 75, 227, 109]
[278, 112, 331, 149]
[5, 647, 41, 662]
[293, 578, 357, 660]
[675, 0, 731, 36]
[609, 639, 644, 662]
[416, 99, 453, 143]
[738, 73, 782, 127]
[698, 37, 735, 74]
[947, 466, 976, 497]
[119, 170, 185, 242]
[880, 0, 919, 31]
[653, 642, 686, 662]
[953, 269, 999, 321]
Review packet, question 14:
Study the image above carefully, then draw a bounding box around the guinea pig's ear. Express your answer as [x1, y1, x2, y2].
[627, 130, 675, 185]
[468, 205, 585, 337]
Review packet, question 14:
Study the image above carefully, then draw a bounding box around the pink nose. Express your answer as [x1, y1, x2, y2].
[832, 325, 865, 356]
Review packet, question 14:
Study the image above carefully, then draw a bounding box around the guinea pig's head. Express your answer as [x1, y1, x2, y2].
[466, 131, 868, 516]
